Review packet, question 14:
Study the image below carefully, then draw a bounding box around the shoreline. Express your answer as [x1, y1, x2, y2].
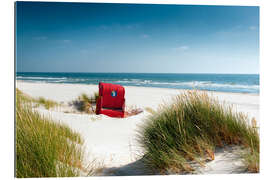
[16, 80, 259, 122]
[16, 80, 260, 96]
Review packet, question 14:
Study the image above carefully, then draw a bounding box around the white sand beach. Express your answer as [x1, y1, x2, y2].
[16, 81, 259, 175]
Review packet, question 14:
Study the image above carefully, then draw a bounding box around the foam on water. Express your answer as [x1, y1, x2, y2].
[16, 72, 259, 94]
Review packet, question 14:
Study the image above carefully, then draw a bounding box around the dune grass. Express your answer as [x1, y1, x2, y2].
[16, 88, 35, 103]
[16, 89, 93, 177]
[16, 88, 59, 110]
[145, 107, 156, 115]
[138, 90, 259, 174]
[36, 97, 59, 110]
[72, 92, 99, 113]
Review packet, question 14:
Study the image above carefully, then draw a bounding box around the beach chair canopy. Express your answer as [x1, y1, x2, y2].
[96, 82, 125, 118]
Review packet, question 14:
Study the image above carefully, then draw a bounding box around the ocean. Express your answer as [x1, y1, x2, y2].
[16, 72, 259, 94]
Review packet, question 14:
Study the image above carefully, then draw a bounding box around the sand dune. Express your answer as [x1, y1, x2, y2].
[16, 81, 259, 175]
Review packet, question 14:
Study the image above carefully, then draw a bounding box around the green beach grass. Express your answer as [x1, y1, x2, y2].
[72, 92, 99, 113]
[16, 89, 94, 177]
[138, 90, 259, 174]
[16, 88, 59, 110]
[36, 96, 59, 110]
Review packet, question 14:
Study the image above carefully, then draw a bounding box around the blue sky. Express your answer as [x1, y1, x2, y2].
[16, 2, 259, 74]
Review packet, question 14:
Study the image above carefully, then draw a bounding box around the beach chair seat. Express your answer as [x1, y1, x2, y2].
[96, 82, 125, 118]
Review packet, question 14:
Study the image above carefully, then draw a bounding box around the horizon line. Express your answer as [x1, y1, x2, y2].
[16, 71, 259, 75]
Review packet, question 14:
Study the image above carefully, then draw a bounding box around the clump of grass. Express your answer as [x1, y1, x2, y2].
[16, 89, 35, 103]
[16, 89, 93, 177]
[72, 92, 99, 114]
[16, 89, 59, 110]
[138, 90, 259, 174]
[145, 107, 156, 115]
[93, 91, 99, 103]
[243, 148, 259, 173]
[36, 97, 59, 110]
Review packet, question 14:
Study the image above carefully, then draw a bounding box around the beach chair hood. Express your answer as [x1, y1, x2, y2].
[96, 82, 125, 118]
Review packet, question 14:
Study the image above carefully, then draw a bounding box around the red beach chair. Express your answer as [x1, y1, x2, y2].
[96, 82, 125, 118]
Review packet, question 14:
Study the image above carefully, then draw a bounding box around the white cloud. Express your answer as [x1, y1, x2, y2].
[80, 49, 88, 54]
[249, 26, 257, 30]
[173, 46, 189, 51]
[126, 24, 140, 29]
[126, 25, 133, 29]
[63, 39, 71, 43]
[33, 36, 47, 40]
[98, 23, 141, 31]
[141, 34, 149, 38]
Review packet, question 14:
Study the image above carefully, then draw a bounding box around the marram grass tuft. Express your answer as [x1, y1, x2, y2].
[137, 90, 259, 174]
[16, 89, 98, 177]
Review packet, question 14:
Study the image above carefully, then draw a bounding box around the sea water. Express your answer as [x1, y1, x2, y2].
[16, 72, 259, 94]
